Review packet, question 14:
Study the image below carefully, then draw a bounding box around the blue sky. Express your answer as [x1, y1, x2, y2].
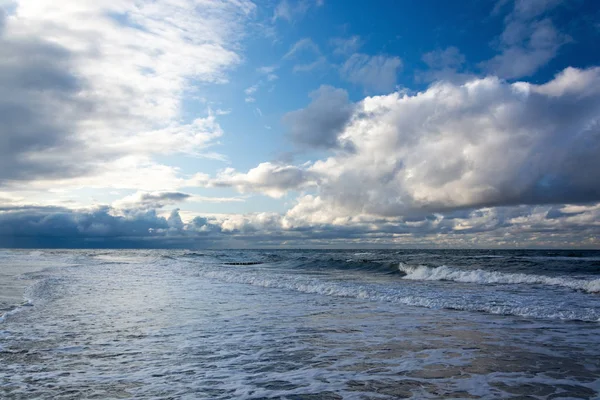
[1, 0, 600, 248]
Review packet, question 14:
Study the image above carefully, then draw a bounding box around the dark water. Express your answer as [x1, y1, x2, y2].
[1, 249, 599, 398]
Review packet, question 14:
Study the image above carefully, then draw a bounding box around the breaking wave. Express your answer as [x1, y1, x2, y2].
[398, 263, 600, 293]
[200, 268, 599, 322]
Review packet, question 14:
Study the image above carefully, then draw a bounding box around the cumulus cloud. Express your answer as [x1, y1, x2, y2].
[340, 53, 402, 92]
[0, 0, 253, 189]
[195, 162, 317, 198]
[216, 67, 600, 226]
[299, 67, 600, 218]
[283, 85, 355, 149]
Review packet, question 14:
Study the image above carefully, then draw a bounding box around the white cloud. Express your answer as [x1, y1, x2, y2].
[257, 65, 277, 74]
[422, 46, 466, 70]
[482, 1, 569, 79]
[293, 56, 328, 73]
[244, 84, 259, 102]
[330, 35, 363, 56]
[340, 53, 402, 92]
[196, 162, 318, 198]
[0, 0, 254, 190]
[209, 67, 600, 229]
[272, 0, 321, 23]
[284, 38, 320, 59]
[417, 46, 474, 84]
[303, 67, 600, 218]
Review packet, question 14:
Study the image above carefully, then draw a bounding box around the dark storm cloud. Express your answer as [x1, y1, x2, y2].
[283, 85, 355, 150]
[0, 206, 215, 248]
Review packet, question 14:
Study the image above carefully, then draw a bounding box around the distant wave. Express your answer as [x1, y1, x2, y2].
[200, 269, 599, 322]
[223, 261, 263, 266]
[398, 263, 600, 293]
[182, 252, 206, 258]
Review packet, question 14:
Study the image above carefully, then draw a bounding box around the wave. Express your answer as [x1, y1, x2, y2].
[199, 269, 599, 322]
[0, 300, 33, 324]
[182, 252, 206, 258]
[223, 261, 264, 266]
[398, 263, 600, 293]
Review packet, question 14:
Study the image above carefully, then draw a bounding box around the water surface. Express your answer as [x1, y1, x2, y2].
[1, 249, 599, 398]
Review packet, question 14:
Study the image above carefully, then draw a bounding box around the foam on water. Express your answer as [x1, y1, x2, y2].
[200, 267, 600, 322]
[0, 301, 33, 324]
[398, 263, 600, 293]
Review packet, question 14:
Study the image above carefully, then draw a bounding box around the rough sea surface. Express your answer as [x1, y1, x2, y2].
[1, 249, 599, 399]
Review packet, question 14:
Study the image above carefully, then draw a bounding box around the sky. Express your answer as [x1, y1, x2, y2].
[0, 0, 599, 249]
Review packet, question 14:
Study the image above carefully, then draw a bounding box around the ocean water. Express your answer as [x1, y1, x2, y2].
[1, 249, 599, 399]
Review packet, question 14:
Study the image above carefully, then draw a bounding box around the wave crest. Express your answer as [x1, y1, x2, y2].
[398, 263, 600, 293]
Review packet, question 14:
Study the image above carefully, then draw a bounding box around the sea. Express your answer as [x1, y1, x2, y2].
[1, 249, 599, 399]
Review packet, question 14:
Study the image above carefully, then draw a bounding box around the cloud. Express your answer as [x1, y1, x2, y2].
[308, 67, 600, 218]
[422, 47, 466, 70]
[244, 83, 260, 102]
[0, 206, 173, 248]
[0, 201, 597, 248]
[340, 53, 402, 92]
[112, 191, 192, 210]
[0, 0, 253, 189]
[284, 38, 320, 59]
[284, 38, 327, 74]
[219, 67, 600, 226]
[272, 0, 295, 22]
[245, 84, 258, 95]
[482, 0, 569, 79]
[330, 35, 363, 56]
[195, 162, 317, 198]
[292, 56, 328, 73]
[511, 0, 563, 19]
[0, 8, 5, 34]
[0, 27, 91, 182]
[257, 65, 277, 74]
[272, 0, 321, 23]
[282, 85, 355, 149]
[417, 46, 473, 84]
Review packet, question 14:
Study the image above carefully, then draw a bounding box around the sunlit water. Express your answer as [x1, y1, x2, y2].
[1, 249, 599, 399]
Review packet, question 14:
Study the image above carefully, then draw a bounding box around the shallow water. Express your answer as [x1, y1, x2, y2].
[1, 249, 599, 399]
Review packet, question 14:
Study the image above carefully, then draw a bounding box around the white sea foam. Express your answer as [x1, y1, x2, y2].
[398, 263, 600, 293]
[0, 301, 32, 324]
[201, 269, 600, 321]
